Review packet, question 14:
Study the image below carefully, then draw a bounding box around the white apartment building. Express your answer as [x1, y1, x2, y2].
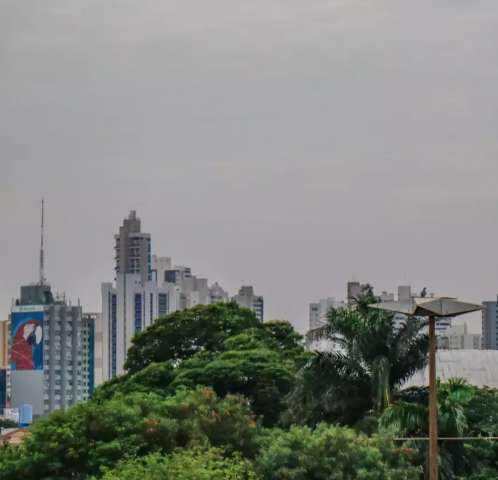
[209, 282, 229, 304]
[309, 297, 347, 331]
[437, 323, 481, 350]
[232, 286, 264, 322]
[100, 212, 232, 382]
[101, 274, 181, 380]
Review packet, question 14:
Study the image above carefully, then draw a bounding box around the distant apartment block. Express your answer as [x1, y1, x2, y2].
[82, 313, 99, 399]
[232, 286, 264, 322]
[10, 284, 89, 417]
[437, 323, 481, 350]
[482, 296, 498, 349]
[209, 282, 229, 304]
[309, 297, 347, 331]
[307, 282, 453, 352]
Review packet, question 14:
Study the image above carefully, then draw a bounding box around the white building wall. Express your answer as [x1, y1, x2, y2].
[101, 274, 191, 381]
[152, 255, 172, 284]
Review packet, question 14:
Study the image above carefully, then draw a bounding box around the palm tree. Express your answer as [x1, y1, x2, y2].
[380, 379, 475, 479]
[287, 291, 428, 426]
[329, 292, 428, 412]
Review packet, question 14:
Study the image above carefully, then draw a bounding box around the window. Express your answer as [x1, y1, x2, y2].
[134, 293, 142, 334]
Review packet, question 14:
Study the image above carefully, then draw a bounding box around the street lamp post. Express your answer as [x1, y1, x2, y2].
[370, 296, 482, 480]
[428, 315, 438, 480]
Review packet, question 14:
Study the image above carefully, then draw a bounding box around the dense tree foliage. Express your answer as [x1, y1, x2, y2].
[380, 380, 498, 479]
[96, 308, 308, 426]
[124, 303, 262, 372]
[3, 300, 498, 479]
[0, 388, 259, 480]
[255, 424, 421, 480]
[99, 448, 258, 480]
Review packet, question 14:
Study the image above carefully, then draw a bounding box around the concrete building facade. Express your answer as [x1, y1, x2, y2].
[482, 296, 498, 349]
[438, 323, 482, 350]
[101, 275, 180, 379]
[209, 282, 229, 304]
[232, 286, 264, 322]
[309, 297, 347, 331]
[82, 313, 98, 399]
[115, 210, 152, 281]
[10, 284, 88, 417]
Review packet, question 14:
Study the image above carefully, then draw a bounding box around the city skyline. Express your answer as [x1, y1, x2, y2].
[3, 1, 498, 332]
[0, 203, 486, 333]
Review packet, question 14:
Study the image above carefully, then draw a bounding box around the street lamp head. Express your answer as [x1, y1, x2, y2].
[369, 296, 483, 318]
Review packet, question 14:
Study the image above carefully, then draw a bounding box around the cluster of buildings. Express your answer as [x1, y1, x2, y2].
[0, 209, 264, 422]
[308, 281, 493, 352]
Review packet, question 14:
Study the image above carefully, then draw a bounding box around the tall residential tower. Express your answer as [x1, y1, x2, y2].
[115, 210, 152, 281]
[9, 203, 94, 417]
[482, 296, 498, 349]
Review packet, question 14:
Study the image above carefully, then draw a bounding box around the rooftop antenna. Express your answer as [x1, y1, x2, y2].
[39, 198, 46, 285]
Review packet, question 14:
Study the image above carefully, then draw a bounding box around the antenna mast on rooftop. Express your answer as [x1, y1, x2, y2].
[39, 198, 46, 285]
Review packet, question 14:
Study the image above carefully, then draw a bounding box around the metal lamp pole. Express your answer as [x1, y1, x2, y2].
[428, 315, 438, 480]
[369, 296, 482, 480]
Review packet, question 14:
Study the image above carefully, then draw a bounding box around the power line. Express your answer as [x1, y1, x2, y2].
[394, 437, 498, 441]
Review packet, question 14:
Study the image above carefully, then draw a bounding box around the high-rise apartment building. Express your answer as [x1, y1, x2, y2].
[10, 284, 86, 416]
[209, 282, 229, 304]
[82, 313, 98, 399]
[482, 296, 498, 349]
[100, 212, 228, 382]
[115, 210, 152, 281]
[101, 275, 180, 379]
[8, 202, 93, 416]
[232, 286, 264, 322]
[164, 265, 210, 309]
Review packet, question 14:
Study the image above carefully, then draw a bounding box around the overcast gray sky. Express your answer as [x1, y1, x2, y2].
[1, 1, 497, 332]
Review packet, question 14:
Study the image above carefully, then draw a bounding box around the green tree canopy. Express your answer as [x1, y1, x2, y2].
[99, 448, 257, 480]
[381, 381, 498, 479]
[95, 311, 307, 427]
[125, 303, 262, 373]
[255, 423, 421, 480]
[172, 348, 296, 426]
[0, 388, 259, 480]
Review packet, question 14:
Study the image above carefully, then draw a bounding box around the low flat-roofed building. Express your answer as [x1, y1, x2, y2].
[403, 350, 498, 389]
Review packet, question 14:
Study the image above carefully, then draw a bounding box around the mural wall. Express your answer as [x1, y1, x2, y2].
[11, 311, 44, 370]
